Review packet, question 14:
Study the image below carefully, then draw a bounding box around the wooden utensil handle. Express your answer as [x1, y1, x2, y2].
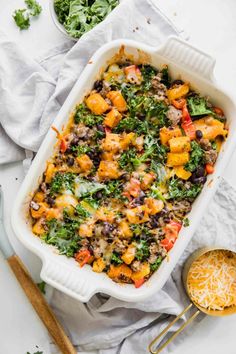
[7, 254, 77, 354]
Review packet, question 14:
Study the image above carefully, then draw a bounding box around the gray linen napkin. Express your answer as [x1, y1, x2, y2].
[48, 178, 236, 354]
[0, 0, 182, 164]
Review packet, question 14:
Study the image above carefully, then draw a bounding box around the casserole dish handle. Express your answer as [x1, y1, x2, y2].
[41, 258, 95, 302]
[156, 36, 216, 82]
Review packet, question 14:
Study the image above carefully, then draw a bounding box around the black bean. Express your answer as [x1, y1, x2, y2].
[67, 157, 74, 166]
[97, 124, 105, 133]
[196, 130, 203, 139]
[195, 166, 205, 178]
[70, 136, 79, 147]
[150, 218, 159, 228]
[164, 217, 171, 224]
[93, 80, 103, 92]
[137, 113, 146, 120]
[95, 191, 103, 199]
[102, 222, 114, 236]
[171, 79, 184, 86]
[46, 197, 55, 207]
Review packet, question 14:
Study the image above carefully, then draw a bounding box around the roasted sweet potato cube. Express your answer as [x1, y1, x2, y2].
[86, 93, 109, 115]
[104, 108, 122, 128]
[166, 152, 190, 167]
[106, 91, 127, 112]
[97, 160, 120, 180]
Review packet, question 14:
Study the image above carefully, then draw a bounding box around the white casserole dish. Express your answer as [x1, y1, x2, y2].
[11, 37, 236, 302]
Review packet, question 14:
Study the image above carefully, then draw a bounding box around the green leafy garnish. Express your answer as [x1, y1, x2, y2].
[136, 240, 150, 261]
[187, 96, 212, 116]
[111, 253, 123, 265]
[105, 180, 123, 198]
[50, 172, 75, 195]
[43, 218, 81, 257]
[183, 218, 190, 227]
[13, 0, 41, 30]
[185, 141, 204, 172]
[75, 204, 91, 218]
[150, 256, 162, 271]
[149, 183, 166, 202]
[167, 178, 202, 200]
[118, 148, 137, 172]
[25, 0, 42, 16]
[75, 179, 106, 198]
[71, 144, 92, 155]
[141, 64, 157, 91]
[75, 103, 103, 127]
[37, 281, 46, 294]
[160, 66, 171, 88]
[13, 9, 30, 30]
[54, 0, 119, 39]
[150, 161, 166, 183]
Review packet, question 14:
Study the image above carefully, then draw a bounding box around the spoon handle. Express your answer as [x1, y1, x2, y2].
[7, 254, 77, 354]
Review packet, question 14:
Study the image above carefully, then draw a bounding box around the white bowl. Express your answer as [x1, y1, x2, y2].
[11, 37, 236, 303]
[49, 0, 77, 41]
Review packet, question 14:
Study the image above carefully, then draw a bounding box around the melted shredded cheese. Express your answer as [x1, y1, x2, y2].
[187, 250, 236, 311]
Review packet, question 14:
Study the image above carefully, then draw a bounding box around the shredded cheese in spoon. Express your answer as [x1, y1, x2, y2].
[187, 250, 236, 311]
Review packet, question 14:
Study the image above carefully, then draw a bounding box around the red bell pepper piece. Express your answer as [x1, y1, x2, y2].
[60, 138, 68, 153]
[161, 221, 182, 252]
[181, 102, 196, 140]
[75, 250, 92, 267]
[205, 164, 214, 174]
[134, 278, 145, 288]
[105, 126, 111, 134]
[52, 126, 68, 153]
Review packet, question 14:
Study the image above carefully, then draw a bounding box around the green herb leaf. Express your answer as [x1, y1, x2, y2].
[55, 0, 118, 39]
[183, 218, 190, 227]
[43, 218, 81, 257]
[25, 0, 42, 16]
[185, 141, 204, 172]
[13, 9, 30, 30]
[111, 253, 123, 265]
[135, 240, 149, 261]
[167, 178, 202, 200]
[75, 103, 103, 127]
[50, 172, 75, 195]
[75, 204, 91, 218]
[160, 65, 171, 88]
[75, 179, 106, 198]
[187, 96, 212, 117]
[37, 281, 46, 294]
[150, 256, 162, 271]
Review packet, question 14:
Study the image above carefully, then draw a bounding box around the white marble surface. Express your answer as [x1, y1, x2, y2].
[0, 0, 236, 353]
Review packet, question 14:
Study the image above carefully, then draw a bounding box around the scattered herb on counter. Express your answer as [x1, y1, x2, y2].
[25, 0, 42, 16]
[54, 0, 119, 39]
[13, 0, 42, 30]
[13, 9, 30, 30]
[37, 281, 46, 294]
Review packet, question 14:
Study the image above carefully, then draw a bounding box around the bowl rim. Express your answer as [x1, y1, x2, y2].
[48, 0, 78, 41]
